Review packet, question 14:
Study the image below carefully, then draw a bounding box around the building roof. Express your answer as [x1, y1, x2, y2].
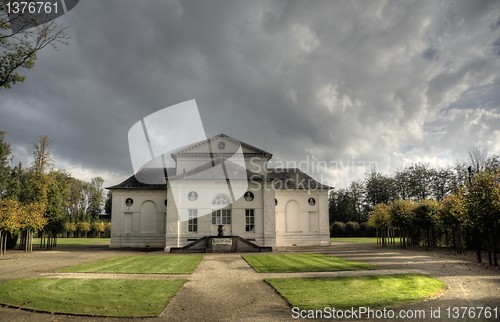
[106, 167, 173, 190]
[108, 133, 332, 191]
[108, 167, 331, 191]
[172, 133, 273, 160]
[170, 157, 267, 181]
[268, 168, 332, 190]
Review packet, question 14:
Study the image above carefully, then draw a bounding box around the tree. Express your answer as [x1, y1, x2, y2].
[330, 221, 346, 237]
[465, 171, 500, 266]
[390, 199, 415, 248]
[77, 221, 90, 238]
[440, 191, 466, 254]
[368, 203, 391, 246]
[91, 221, 105, 238]
[349, 181, 366, 222]
[0, 198, 20, 255]
[5, 162, 24, 200]
[413, 199, 440, 250]
[394, 168, 412, 200]
[328, 184, 366, 223]
[345, 221, 360, 237]
[407, 164, 435, 200]
[364, 171, 396, 206]
[64, 221, 76, 238]
[468, 146, 488, 173]
[66, 176, 87, 223]
[104, 191, 112, 216]
[86, 177, 104, 222]
[0, 3, 68, 89]
[432, 167, 457, 201]
[0, 131, 11, 197]
[31, 135, 52, 174]
[17, 202, 46, 252]
[42, 171, 67, 249]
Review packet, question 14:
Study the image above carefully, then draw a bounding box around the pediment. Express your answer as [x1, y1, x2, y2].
[172, 134, 272, 159]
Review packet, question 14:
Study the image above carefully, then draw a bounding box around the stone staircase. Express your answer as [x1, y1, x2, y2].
[170, 236, 272, 253]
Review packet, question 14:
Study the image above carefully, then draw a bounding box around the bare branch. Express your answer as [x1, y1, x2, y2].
[0, 4, 69, 89]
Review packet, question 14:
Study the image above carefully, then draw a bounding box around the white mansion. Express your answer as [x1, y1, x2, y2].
[108, 134, 331, 251]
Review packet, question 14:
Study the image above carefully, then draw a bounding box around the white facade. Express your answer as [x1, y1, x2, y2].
[108, 134, 331, 250]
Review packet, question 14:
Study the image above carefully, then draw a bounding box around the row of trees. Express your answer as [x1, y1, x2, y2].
[63, 221, 111, 238]
[368, 170, 500, 266]
[0, 199, 45, 254]
[329, 147, 499, 224]
[329, 147, 500, 266]
[0, 131, 111, 254]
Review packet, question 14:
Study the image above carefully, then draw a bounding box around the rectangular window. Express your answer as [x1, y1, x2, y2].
[245, 209, 255, 232]
[211, 209, 231, 225]
[221, 209, 231, 225]
[188, 209, 197, 232]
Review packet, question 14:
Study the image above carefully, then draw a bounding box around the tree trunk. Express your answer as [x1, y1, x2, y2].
[475, 229, 482, 263]
[492, 227, 498, 267]
[487, 231, 493, 266]
[24, 230, 28, 253]
[30, 230, 33, 252]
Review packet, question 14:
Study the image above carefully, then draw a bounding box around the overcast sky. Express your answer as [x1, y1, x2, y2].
[1, 0, 500, 189]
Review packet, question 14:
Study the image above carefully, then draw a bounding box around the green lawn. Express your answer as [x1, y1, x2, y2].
[243, 254, 375, 273]
[59, 255, 202, 274]
[33, 237, 110, 246]
[266, 274, 446, 310]
[330, 237, 378, 243]
[0, 278, 187, 317]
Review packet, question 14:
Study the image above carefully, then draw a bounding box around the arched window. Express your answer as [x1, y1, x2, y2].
[212, 193, 231, 206]
[211, 194, 232, 225]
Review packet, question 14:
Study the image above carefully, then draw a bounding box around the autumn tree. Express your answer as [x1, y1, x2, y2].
[368, 203, 391, 246]
[0, 198, 20, 255]
[413, 199, 441, 250]
[440, 191, 466, 254]
[390, 199, 415, 248]
[77, 221, 90, 238]
[63, 221, 76, 237]
[465, 171, 500, 266]
[18, 202, 46, 252]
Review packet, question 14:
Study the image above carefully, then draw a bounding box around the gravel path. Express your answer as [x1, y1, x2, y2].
[162, 254, 290, 322]
[0, 243, 499, 321]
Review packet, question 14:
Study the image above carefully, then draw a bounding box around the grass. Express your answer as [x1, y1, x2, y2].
[33, 237, 110, 246]
[59, 255, 202, 274]
[266, 274, 446, 310]
[0, 278, 187, 317]
[331, 237, 378, 243]
[243, 254, 375, 273]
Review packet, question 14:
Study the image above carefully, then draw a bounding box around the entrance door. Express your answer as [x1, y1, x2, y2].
[211, 193, 232, 236]
[211, 209, 232, 235]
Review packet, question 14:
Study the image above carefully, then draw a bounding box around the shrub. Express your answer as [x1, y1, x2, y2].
[345, 221, 360, 237]
[330, 221, 346, 237]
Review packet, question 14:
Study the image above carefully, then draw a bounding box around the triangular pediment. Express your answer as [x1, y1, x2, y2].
[172, 134, 272, 159]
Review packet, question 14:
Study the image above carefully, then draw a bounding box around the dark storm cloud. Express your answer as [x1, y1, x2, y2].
[1, 0, 500, 188]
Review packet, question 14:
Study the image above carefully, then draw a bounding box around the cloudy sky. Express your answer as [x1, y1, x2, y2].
[1, 0, 500, 189]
